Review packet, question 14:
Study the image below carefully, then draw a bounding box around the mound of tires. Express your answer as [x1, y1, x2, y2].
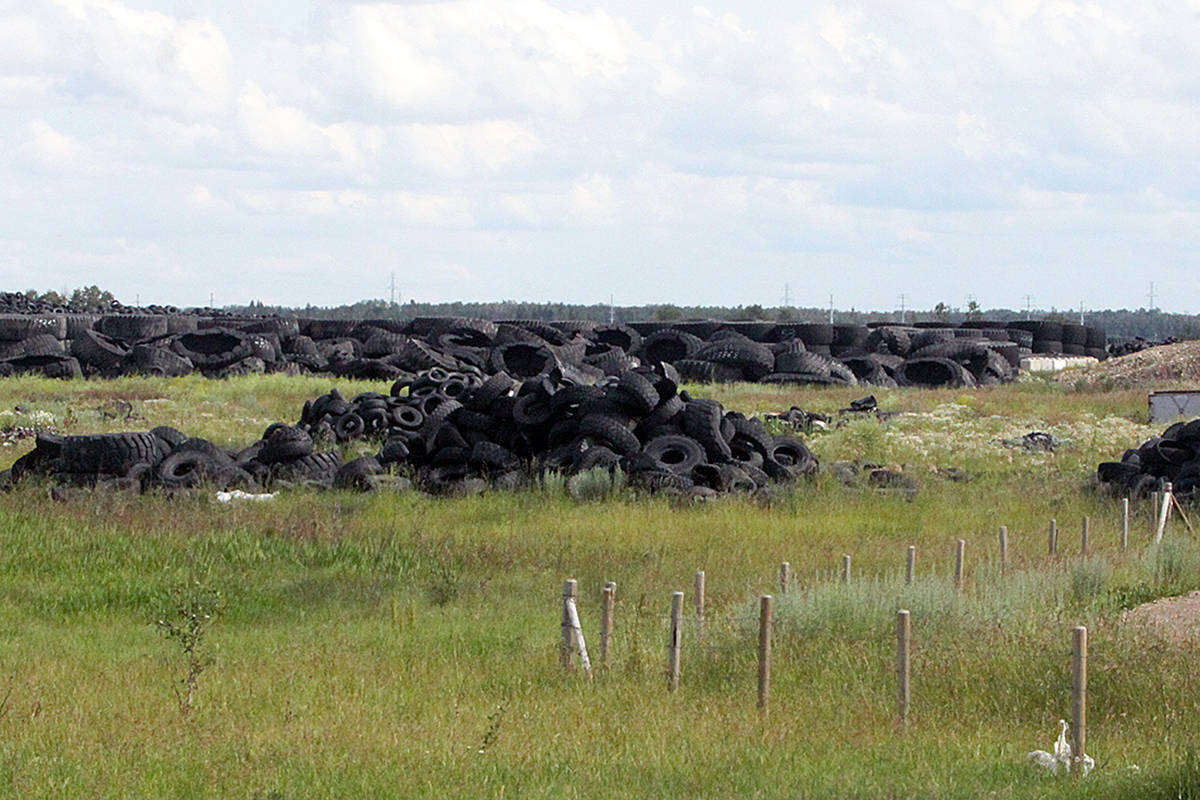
[2, 366, 818, 498]
[0, 312, 1106, 388]
[1097, 419, 1200, 500]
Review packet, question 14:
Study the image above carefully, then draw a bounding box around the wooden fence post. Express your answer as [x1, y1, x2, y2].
[1049, 519, 1058, 556]
[1151, 490, 1160, 539]
[561, 579, 577, 671]
[693, 571, 706, 636]
[897, 609, 911, 730]
[667, 592, 684, 692]
[779, 562, 791, 595]
[998, 526, 1008, 575]
[1156, 482, 1173, 543]
[906, 545, 916, 585]
[1072, 626, 1088, 772]
[841, 554, 852, 584]
[1081, 516, 1090, 556]
[1121, 498, 1129, 552]
[757, 595, 772, 711]
[600, 582, 615, 663]
[954, 539, 966, 591]
[564, 596, 592, 679]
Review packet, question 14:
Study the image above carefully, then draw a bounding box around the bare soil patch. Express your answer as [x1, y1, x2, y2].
[1059, 341, 1200, 388]
[1123, 590, 1200, 642]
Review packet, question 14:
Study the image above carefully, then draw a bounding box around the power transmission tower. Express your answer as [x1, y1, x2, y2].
[389, 272, 397, 306]
[1022, 295, 1033, 320]
[609, 294, 615, 325]
[1079, 301, 1085, 325]
[828, 294, 834, 325]
[780, 283, 792, 308]
[898, 293, 906, 324]
[1148, 282, 1157, 311]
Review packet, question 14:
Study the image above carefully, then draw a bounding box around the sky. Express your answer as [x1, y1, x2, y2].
[1, 0, 1197, 312]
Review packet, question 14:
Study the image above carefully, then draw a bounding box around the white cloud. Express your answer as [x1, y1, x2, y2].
[394, 121, 541, 176]
[237, 83, 383, 170]
[19, 119, 103, 174]
[49, 0, 235, 119]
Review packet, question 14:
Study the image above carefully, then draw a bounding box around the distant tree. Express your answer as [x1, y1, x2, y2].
[934, 302, 950, 321]
[653, 304, 683, 321]
[965, 300, 981, 318]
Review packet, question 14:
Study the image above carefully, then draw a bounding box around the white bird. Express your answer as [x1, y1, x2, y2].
[1028, 719, 1093, 776]
[1053, 719, 1072, 766]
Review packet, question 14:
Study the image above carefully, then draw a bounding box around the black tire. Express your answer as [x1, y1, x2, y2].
[156, 450, 236, 488]
[171, 329, 252, 368]
[774, 349, 831, 376]
[333, 412, 366, 442]
[123, 344, 193, 377]
[334, 456, 383, 490]
[865, 327, 912, 357]
[1031, 339, 1064, 355]
[693, 339, 774, 380]
[97, 315, 168, 342]
[767, 323, 833, 346]
[592, 324, 641, 352]
[612, 370, 659, 415]
[490, 343, 558, 379]
[272, 451, 342, 482]
[259, 425, 314, 463]
[898, 357, 975, 388]
[578, 414, 641, 455]
[642, 434, 705, 474]
[768, 436, 817, 474]
[70, 329, 127, 369]
[636, 330, 703, 365]
[0, 314, 65, 342]
[59, 433, 160, 475]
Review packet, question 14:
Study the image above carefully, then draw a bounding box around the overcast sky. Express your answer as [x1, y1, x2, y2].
[2, 0, 1197, 312]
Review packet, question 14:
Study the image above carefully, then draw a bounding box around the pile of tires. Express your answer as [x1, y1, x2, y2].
[1097, 419, 1200, 499]
[3, 366, 819, 498]
[0, 313, 1107, 388]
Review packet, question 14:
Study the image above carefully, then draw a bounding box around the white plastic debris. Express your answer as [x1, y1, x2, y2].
[1027, 719, 1093, 776]
[215, 490, 277, 503]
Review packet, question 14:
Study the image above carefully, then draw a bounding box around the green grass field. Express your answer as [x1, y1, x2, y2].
[1, 375, 1198, 798]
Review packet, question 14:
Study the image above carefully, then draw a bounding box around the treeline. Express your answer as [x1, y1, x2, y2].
[229, 299, 1200, 341]
[14, 287, 1200, 341]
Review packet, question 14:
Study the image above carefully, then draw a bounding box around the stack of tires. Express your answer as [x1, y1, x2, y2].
[1097, 419, 1200, 499]
[3, 365, 819, 499]
[0, 312, 1108, 388]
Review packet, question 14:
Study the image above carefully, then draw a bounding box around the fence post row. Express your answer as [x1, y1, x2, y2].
[841, 554, 852, 584]
[1049, 518, 1058, 556]
[779, 561, 791, 595]
[905, 545, 916, 585]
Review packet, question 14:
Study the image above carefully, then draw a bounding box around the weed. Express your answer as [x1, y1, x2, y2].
[154, 580, 222, 717]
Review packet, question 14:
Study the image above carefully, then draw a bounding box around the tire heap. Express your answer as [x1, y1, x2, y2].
[2, 365, 818, 498]
[0, 313, 1106, 388]
[1097, 419, 1200, 499]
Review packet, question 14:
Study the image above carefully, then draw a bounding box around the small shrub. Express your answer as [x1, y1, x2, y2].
[1069, 556, 1111, 605]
